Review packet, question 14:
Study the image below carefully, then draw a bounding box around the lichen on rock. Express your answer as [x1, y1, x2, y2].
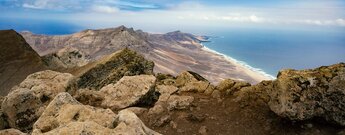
[1, 70, 74, 132]
[75, 48, 154, 90]
[267, 63, 345, 126]
[100, 75, 159, 111]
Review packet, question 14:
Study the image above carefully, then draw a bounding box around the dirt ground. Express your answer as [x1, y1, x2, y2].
[140, 92, 344, 135]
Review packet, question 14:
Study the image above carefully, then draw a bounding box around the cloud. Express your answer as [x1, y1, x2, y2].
[3, 0, 345, 29]
[336, 19, 345, 26]
[95, 0, 161, 10]
[297, 19, 345, 26]
[22, 0, 49, 9]
[215, 15, 265, 23]
[91, 5, 119, 14]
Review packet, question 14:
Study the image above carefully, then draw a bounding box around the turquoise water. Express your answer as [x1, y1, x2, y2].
[202, 27, 345, 77]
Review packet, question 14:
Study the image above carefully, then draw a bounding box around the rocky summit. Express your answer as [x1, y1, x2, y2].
[0, 29, 344, 135]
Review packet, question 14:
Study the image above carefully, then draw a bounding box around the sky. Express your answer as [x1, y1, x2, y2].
[1, 0, 345, 34]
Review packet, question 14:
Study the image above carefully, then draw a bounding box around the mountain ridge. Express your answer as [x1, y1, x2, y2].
[21, 26, 271, 84]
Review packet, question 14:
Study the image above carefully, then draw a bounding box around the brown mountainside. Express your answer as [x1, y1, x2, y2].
[21, 26, 271, 84]
[0, 30, 46, 96]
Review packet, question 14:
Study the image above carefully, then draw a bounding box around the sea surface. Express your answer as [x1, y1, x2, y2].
[202, 27, 345, 77]
[1, 19, 344, 77]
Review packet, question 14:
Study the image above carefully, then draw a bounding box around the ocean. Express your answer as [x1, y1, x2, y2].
[202, 27, 345, 77]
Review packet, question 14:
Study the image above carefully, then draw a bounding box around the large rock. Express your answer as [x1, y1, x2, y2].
[267, 63, 345, 126]
[1, 70, 74, 131]
[217, 79, 251, 95]
[116, 109, 161, 135]
[75, 48, 154, 90]
[176, 71, 215, 94]
[175, 71, 208, 87]
[180, 81, 211, 93]
[156, 85, 179, 102]
[32, 92, 117, 134]
[167, 95, 194, 111]
[32, 92, 160, 135]
[100, 75, 158, 111]
[34, 122, 117, 135]
[0, 129, 27, 135]
[73, 89, 104, 107]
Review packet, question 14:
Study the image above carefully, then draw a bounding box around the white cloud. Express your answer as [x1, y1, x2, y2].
[15, 0, 345, 28]
[215, 15, 265, 23]
[22, 0, 49, 9]
[91, 5, 119, 14]
[336, 19, 345, 26]
[296, 19, 345, 26]
[98, 0, 159, 9]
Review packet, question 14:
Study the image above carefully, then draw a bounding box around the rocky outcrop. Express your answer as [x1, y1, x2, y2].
[156, 85, 179, 102]
[0, 129, 27, 135]
[42, 47, 89, 69]
[1, 70, 74, 131]
[176, 71, 216, 95]
[32, 92, 117, 134]
[74, 75, 159, 111]
[167, 95, 194, 111]
[267, 63, 345, 126]
[74, 89, 104, 107]
[0, 30, 46, 96]
[116, 109, 161, 135]
[217, 79, 251, 95]
[32, 92, 160, 135]
[74, 48, 154, 90]
[100, 75, 158, 111]
[175, 71, 208, 87]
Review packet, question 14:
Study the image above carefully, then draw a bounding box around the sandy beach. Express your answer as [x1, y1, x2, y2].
[148, 35, 274, 84]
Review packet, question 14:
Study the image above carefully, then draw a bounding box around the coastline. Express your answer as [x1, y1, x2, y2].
[200, 43, 276, 81]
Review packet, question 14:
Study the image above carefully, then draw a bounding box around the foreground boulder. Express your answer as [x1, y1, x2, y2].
[0, 129, 27, 135]
[176, 71, 215, 95]
[32, 92, 117, 134]
[267, 63, 345, 126]
[116, 109, 161, 135]
[32, 92, 160, 135]
[167, 95, 194, 111]
[75, 48, 154, 90]
[1, 70, 74, 131]
[100, 75, 158, 111]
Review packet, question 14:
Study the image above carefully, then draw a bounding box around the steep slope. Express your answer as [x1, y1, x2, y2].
[0, 30, 46, 96]
[70, 48, 154, 90]
[21, 26, 271, 84]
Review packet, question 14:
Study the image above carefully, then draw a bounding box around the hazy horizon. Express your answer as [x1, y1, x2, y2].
[1, 0, 345, 35]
